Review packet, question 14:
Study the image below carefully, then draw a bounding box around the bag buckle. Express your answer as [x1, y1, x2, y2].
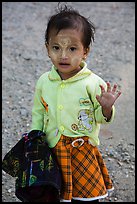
[71, 138, 84, 148]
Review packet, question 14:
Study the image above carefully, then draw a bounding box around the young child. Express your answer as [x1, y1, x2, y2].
[31, 4, 121, 202]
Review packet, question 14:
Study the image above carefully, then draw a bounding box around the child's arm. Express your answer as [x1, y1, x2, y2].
[31, 86, 46, 131]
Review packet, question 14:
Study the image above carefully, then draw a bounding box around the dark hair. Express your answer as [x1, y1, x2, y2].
[45, 4, 95, 48]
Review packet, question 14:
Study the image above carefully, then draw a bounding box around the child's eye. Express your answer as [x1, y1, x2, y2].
[52, 46, 60, 50]
[70, 47, 76, 52]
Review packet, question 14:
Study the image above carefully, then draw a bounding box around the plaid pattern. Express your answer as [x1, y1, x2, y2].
[52, 135, 113, 200]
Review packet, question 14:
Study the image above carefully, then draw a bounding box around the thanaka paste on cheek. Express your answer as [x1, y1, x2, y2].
[71, 56, 82, 67]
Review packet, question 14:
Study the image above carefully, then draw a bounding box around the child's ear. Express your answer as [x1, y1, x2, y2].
[45, 43, 50, 58]
[83, 47, 90, 60]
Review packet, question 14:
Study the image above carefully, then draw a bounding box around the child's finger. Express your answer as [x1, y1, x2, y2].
[112, 84, 117, 94]
[115, 91, 122, 100]
[96, 95, 101, 103]
[99, 84, 105, 94]
[107, 82, 111, 92]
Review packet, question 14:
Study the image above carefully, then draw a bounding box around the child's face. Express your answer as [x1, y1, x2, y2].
[46, 29, 89, 79]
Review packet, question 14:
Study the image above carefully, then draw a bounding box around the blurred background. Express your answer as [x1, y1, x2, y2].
[2, 2, 135, 202]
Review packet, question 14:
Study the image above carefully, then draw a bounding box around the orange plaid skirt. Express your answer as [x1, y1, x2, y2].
[52, 135, 114, 201]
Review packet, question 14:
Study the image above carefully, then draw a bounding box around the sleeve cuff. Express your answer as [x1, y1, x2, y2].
[95, 105, 115, 124]
[102, 105, 115, 123]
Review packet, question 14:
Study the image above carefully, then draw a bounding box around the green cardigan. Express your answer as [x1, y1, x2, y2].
[31, 61, 115, 148]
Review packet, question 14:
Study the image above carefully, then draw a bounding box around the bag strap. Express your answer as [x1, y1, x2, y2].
[22, 130, 46, 142]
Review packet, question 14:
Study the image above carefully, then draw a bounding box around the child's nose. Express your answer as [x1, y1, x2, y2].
[60, 50, 68, 60]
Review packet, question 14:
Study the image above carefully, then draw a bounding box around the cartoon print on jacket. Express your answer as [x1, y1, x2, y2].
[78, 109, 93, 132]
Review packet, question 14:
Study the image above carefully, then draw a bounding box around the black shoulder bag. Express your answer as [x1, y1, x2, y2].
[2, 130, 62, 202]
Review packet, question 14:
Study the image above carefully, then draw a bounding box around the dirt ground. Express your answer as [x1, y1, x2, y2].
[2, 2, 135, 202]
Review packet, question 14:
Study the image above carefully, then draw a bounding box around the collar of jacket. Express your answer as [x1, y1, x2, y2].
[48, 61, 92, 83]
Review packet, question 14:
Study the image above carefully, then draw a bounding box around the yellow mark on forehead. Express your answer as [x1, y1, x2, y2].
[49, 34, 72, 47]
[57, 35, 72, 47]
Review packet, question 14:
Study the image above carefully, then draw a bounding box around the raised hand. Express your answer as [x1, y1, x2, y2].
[96, 82, 121, 120]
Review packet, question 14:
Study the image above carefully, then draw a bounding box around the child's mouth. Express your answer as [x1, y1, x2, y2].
[59, 63, 70, 68]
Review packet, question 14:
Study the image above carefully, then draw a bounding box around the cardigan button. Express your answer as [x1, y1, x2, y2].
[60, 126, 65, 132]
[60, 83, 65, 88]
[58, 105, 63, 110]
